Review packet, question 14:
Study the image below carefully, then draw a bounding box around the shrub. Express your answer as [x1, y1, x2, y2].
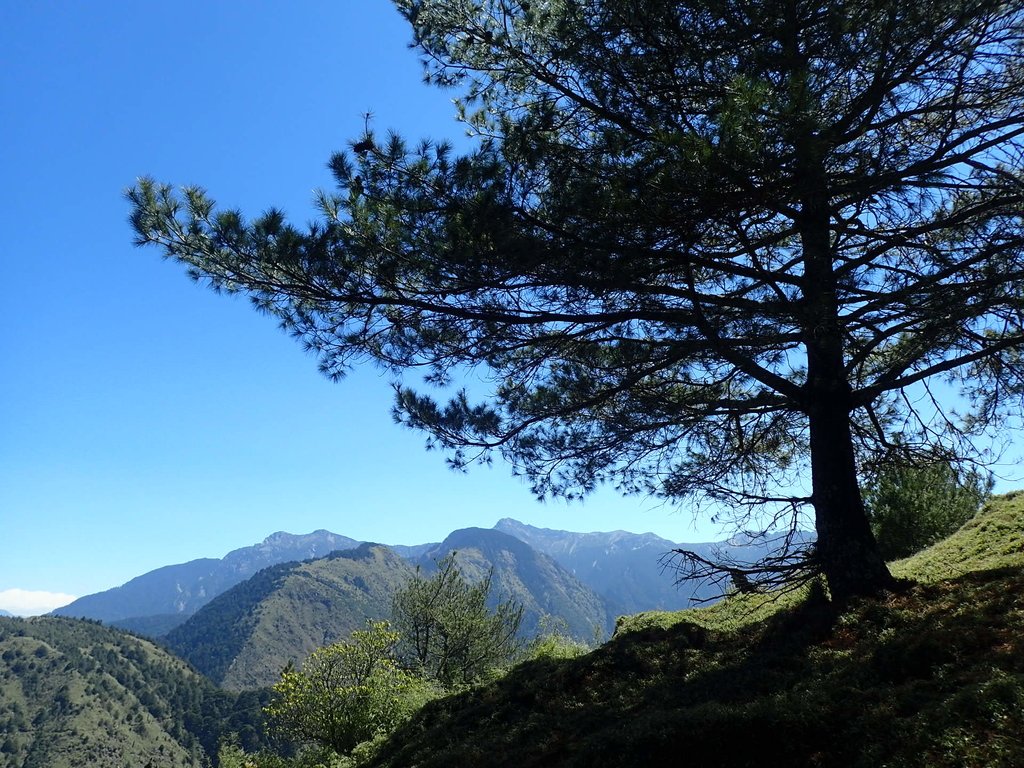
[864, 460, 992, 560]
[264, 621, 436, 758]
[391, 553, 524, 688]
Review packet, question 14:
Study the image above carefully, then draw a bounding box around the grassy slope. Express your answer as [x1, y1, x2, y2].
[368, 492, 1024, 768]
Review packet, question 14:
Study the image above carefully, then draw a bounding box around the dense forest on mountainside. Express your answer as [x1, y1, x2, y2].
[0, 617, 274, 768]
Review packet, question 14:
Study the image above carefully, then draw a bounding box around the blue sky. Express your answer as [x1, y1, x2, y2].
[0, 1, 733, 615]
[2, 3, 1020, 617]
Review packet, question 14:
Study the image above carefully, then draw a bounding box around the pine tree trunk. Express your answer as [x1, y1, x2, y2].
[800, 203, 896, 604]
[806, 382, 896, 604]
[796, 125, 896, 604]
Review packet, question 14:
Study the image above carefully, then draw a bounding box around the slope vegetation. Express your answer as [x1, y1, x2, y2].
[165, 544, 414, 689]
[0, 616, 270, 768]
[368, 492, 1024, 768]
[420, 528, 613, 639]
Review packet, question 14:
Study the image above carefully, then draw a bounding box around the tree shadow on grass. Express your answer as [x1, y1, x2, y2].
[371, 567, 1024, 768]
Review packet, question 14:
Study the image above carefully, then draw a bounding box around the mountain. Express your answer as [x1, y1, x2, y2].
[164, 543, 415, 690]
[494, 518, 814, 616]
[0, 616, 272, 768]
[419, 527, 614, 640]
[52, 529, 360, 632]
[493, 518, 697, 616]
[0, 609, 13, 617]
[167, 531, 611, 689]
[51, 517, 811, 661]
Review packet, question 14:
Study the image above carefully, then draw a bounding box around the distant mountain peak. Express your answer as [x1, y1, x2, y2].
[262, 530, 292, 542]
[54, 528, 362, 630]
[494, 517, 666, 542]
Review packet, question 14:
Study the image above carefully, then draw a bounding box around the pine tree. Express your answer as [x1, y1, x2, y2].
[129, 0, 1024, 603]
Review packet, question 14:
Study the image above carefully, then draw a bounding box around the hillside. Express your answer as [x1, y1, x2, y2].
[366, 492, 1024, 768]
[165, 544, 415, 690]
[420, 527, 613, 639]
[0, 616, 271, 768]
[54, 529, 360, 632]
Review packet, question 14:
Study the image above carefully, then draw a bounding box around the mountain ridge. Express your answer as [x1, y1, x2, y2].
[164, 543, 416, 689]
[418, 527, 614, 639]
[52, 519, 813, 639]
[53, 529, 361, 631]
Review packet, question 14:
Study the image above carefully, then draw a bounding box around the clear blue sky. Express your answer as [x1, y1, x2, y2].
[2, 3, 1019, 617]
[0, 1, 731, 614]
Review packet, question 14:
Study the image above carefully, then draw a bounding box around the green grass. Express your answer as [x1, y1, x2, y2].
[365, 492, 1024, 768]
[892, 489, 1024, 582]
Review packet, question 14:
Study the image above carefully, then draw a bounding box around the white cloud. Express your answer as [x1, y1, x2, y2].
[0, 589, 78, 616]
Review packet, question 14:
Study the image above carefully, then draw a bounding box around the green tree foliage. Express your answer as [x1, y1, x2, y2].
[865, 461, 993, 560]
[129, 0, 1024, 604]
[264, 621, 432, 757]
[391, 554, 524, 687]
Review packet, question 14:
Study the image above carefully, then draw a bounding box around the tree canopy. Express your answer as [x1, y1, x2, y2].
[129, 0, 1024, 603]
[265, 621, 430, 757]
[391, 553, 524, 687]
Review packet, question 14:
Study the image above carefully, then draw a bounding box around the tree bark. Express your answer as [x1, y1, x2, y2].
[806, 375, 896, 604]
[798, 149, 896, 603]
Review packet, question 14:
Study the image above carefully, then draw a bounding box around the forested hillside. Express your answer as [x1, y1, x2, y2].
[0, 617, 271, 768]
[164, 544, 415, 689]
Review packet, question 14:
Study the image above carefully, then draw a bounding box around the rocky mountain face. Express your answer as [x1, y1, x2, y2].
[52, 530, 360, 631]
